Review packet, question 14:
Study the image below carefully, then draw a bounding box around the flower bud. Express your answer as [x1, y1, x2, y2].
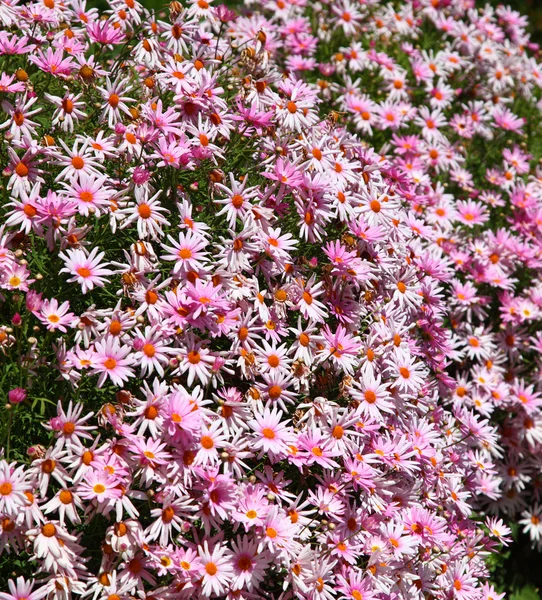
[133, 166, 150, 185]
[8, 388, 27, 404]
[132, 338, 144, 351]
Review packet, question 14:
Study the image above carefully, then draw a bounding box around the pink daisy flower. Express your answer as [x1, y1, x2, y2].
[248, 406, 293, 461]
[36, 298, 75, 332]
[0, 577, 48, 600]
[198, 541, 234, 598]
[59, 247, 113, 294]
[77, 469, 122, 504]
[230, 535, 269, 591]
[161, 231, 209, 274]
[92, 336, 135, 387]
[0, 461, 28, 518]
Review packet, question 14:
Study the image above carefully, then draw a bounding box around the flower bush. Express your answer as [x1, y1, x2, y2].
[1, 0, 542, 598]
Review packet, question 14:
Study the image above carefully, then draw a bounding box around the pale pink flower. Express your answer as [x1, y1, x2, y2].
[59, 247, 113, 294]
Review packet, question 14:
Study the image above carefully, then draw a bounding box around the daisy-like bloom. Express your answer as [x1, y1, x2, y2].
[296, 274, 328, 322]
[0, 95, 41, 141]
[132, 325, 175, 377]
[0, 578, 48, 600]
[446, 559, 480, 600]
[233, 487, 271, 532]
[260, 226, 298, 265]
[36, 298, 76, 332]
[298, 429, 341, 469]
[519, 505, 542, 543]
[44, 92, 87, 133]
[86, 17, 126, 45]
[198, 541, 234, 598]
[161, 230, 209, 274]
[351, 374, 394, 420]
[175, 339, 216, 387]
[118, 191, 171, 240]
[84, 130, 117, 159]
[390, 271, 422, 310]
[147, 496, 191, 546]
[262, 157, 305, 189]
[1, 262, 34, 292]
[261, 506, 299, 554]
[492, 106, 524, 132]
[129, 436, 171, 486]
[320, 324, 361, 374]
[6, 146, 44, 199]
[386, 348, 426, 395]
[195, 421, 228, 466]
[275, 77, 320, 132]
[28, 47, 74, 77]
[26, 521, 79, 575]
[41, 488, 84, 525]
[164, 389, 201, 442]
[4, 185, 43, 234]
[485, 516, 512, 546]
[289, 318, 325, 366]
[248, 406, 293, 461]
[0, 461, 28, 518]
[230, 535, 269, 591]
[92, 336, 135, 387]
[43, 400, 95, 450]
[214, 172, 260, 228]
[96, 75, 135, 128]
[77, 469, 122, 504]
[254, 339, 292, 375]
[0, 73, 25, 94]
[59, 247, 113, 294]
[62, 173, 111, 217]
[54, 139, 103, 182]
[336, 571, 375, 600]
[382, 521, 418, 558]
[257, 371, 299, 411]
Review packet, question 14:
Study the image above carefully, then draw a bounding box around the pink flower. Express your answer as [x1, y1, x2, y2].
[0, 577, 47, 600]
[28, 47, 74, 77]
[161, 231, 209, 274]
[198, 541, 234, 597]
[248, 407, 293, 461]
[77, 469, 122, 504]
[92, 336, 135, 387]
[320, 324, 361, 374]
[59, 247, 112, 294]
[0, 460, 28, 517]
[37, 298, 75, 332]
[8, 388, 26, 404]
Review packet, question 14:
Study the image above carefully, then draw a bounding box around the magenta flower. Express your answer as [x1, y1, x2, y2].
[8, 387, 26, 404]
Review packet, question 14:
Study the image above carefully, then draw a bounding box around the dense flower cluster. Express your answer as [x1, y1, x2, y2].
[0, 0, 541, 598]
